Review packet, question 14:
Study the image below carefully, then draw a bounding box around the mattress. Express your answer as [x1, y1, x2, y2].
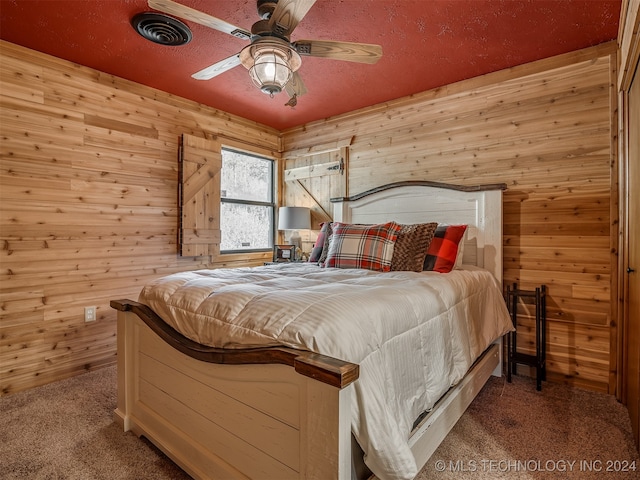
[139, 263, 513, 480]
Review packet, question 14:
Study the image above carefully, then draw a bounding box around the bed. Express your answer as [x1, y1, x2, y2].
[111, 181, 512, 480]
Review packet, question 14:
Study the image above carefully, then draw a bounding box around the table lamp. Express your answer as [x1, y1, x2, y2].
[277, 206, 311, 260]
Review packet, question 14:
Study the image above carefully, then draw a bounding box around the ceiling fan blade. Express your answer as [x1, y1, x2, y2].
[148, 0, 251, 40]
[192, 54, 242, 80]
[293, 39, 382, 64]
[268, 0, 316, 38]
[285, 71, 308, 98]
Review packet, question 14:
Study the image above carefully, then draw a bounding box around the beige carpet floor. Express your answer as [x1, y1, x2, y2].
[1, 365, 638, 479]
[420, 374, 640, 479]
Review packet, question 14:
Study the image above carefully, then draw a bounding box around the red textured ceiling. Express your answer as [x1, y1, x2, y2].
[0, 0, 621, 130]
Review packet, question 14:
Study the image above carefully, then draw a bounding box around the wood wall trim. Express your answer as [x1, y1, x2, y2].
[282, 136, 354, 158]
[209, 133, 281, 159]
[110, 299, 359, 389]
[330, 180, 507, 203]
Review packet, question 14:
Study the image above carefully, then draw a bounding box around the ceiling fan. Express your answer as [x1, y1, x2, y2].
[144, 0, 383, 105]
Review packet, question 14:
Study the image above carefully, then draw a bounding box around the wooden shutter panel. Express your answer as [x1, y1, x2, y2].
[179, 134, 221, 257]
[283, 136, 353, 227]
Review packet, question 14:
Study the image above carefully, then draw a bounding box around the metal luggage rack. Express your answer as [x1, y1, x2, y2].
[506, 283, 547, 391]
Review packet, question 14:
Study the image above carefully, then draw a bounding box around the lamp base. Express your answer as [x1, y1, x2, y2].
[288, 230, 302, 261]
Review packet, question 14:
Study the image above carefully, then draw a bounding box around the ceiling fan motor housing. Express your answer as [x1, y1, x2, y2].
[257, 0, 278, 20]
[251, 19, 273, 38]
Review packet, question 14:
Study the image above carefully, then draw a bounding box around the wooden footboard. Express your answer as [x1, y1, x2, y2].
[111, 299, 501, 480]
[111, 299, 359, 480]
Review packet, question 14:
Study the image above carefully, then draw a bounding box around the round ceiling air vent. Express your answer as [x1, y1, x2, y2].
[131, 12, 192, 46]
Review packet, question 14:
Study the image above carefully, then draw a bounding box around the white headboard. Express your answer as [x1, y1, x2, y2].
[331, 181, 507, 285]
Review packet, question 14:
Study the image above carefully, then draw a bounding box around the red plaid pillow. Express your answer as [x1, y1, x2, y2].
[423, 224, 467, 273]
[324, 222, 402, 271]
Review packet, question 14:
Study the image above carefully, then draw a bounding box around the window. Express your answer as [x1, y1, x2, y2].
[219, 148, 274, 253]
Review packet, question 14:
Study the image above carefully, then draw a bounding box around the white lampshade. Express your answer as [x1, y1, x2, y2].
[277, 206, 311, 231]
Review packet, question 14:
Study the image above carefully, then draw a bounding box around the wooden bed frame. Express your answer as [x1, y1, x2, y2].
[111, 181, 507, 480]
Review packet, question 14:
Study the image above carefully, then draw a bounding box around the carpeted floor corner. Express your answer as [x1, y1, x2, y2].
[421, 375, 640, 479]
[1, 365, 638, 479]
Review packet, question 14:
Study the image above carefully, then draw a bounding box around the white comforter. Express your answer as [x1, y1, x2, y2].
[139, 263, 513, 480]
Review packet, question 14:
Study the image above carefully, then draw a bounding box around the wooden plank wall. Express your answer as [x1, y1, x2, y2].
[0, 41, 280, 395]
[0, 39, 618, 396]
[282, 43, 617, 393]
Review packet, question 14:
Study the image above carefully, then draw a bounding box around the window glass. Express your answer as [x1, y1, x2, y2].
[221, 150, 271, 202]
[220, 148, 274, 253]
[220, 203, 273, 250]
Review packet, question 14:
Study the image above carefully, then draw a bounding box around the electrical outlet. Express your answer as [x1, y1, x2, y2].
[84, 306, 97, 323]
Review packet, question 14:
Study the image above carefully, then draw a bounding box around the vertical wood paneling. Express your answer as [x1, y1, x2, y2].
[282, 43, 617, 393]
[0, 41, 280, 395]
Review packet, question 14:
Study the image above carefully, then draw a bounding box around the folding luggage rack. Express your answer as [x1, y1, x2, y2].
[506, 283, 547, 391]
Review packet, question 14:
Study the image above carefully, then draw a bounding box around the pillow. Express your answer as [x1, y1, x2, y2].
[308, 222, 330, 263]
[317, 221, 334, 265]
[390, 222, 438, 272]
[323, 222, 402, 271]
[423, 224, 468, 273]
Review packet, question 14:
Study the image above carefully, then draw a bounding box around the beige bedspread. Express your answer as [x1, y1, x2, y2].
[139, 263, 513, 480]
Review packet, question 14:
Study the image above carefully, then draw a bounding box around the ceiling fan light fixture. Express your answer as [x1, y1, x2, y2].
[240, 40, 301, 96]
[250, 49, 291, 95]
